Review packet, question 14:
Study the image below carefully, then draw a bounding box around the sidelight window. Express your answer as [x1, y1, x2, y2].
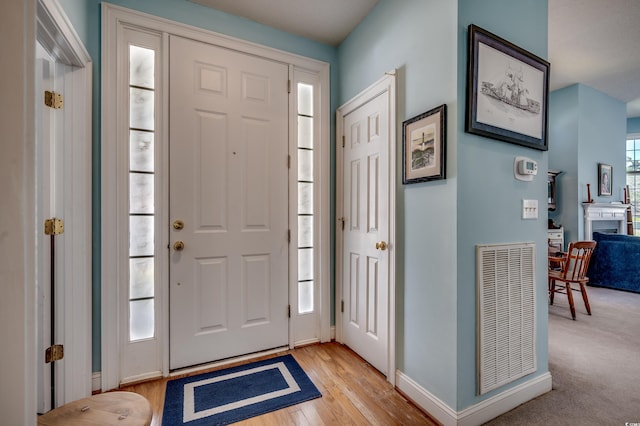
[128, 45, 156, 341]
[297, 83, 314, 314]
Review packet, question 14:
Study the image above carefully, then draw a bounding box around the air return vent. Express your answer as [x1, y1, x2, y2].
[476, 242, 536, 395]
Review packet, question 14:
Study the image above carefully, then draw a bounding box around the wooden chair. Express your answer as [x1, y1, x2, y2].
[548, 241, 597, 320]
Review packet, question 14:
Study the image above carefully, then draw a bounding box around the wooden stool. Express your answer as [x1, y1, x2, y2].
[38, 391, 152, 426]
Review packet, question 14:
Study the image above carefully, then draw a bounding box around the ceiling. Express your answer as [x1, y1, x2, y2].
[190, 0, 640, 117]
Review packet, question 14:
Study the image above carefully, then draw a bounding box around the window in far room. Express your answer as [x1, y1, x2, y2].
[626, 137, 640, 235]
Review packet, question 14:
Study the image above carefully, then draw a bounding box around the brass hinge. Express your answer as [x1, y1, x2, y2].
[288, 305, 291, 318]
[342, 135, 345, 148]
[45, 344, 64, 363]
[44, 90, 63, 109]
[44, 218, 64, 235]
[341, 300, 344, 313]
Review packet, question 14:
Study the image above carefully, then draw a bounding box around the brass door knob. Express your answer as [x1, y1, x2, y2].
[375, 241, 387, 251]
[173, 241, 185, 251]
[173, 220, 185, 230]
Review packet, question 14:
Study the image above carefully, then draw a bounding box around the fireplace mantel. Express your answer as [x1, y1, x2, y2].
[582, 203, 629, 239]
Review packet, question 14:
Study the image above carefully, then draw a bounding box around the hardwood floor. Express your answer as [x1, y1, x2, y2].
[119, 342, 438, 425]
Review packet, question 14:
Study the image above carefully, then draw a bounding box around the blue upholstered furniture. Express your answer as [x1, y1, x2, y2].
[587, 232, 640, 293]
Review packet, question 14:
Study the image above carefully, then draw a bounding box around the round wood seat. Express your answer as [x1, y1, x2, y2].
[38, 391, 152, 426]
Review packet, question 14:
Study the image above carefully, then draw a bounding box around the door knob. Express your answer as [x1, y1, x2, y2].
[173, 241, 185, 251]
[375, 241, 387, 251]
[173, 220, 185, 230]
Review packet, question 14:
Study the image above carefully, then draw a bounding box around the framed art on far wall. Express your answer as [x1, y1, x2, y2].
[402, 104, 446, 184]
[465, 24, 550, 151]
[598, 163, 612, 196]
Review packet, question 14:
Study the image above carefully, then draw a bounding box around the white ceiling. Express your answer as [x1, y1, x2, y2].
[190, 0, 640, 117]
[190, 0, 379, 46]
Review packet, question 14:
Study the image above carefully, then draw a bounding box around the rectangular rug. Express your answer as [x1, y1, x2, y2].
[162, 354, 321, 425]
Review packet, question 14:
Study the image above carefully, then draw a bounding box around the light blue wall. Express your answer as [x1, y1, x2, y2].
[549, 85, 580, 245]
[578, 85, 627, 210]
[628, 117, 640, 134]
[339, 0, 459, 407]
[457, 0, 549, 410]
[549, 84, 627, 243]
[59, 0, 339, 373]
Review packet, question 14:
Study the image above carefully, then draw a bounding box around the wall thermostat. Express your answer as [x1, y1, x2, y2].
[514, 156, 537, 181]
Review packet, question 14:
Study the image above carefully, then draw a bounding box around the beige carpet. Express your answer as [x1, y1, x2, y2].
[486, 285, 640, 425]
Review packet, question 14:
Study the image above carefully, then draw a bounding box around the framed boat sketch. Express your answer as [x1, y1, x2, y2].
[465, 24, 549, 151]
[402, 104, 446, 184]
[598, 163, 612, 196]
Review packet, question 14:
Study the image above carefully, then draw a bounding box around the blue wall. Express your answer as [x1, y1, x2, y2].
[549, 85, 580, 244]
[457, 0, 549, 410]
[339, 0, 459, 407]
[629, 117, 640, 134]
[549, 84, 627, 243]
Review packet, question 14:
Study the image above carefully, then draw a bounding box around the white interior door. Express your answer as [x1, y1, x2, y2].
[341, 88, 391, 375]
[36, 42, 56, 414]
[169, 36, 290, 370]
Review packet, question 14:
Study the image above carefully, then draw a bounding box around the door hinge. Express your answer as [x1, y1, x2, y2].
[288, 229, 291, 243]
[288, 80, 291, 94]
[44, 218, 64, 235]
[44, 90, 63, 109]
[288, 304, 291, 318]
[45, 344, 64, 363]
[341, 300, 344, 313]
[338, 217, 345, 230]
[342, 135, 345, 148]
[288, 154, 291, 169]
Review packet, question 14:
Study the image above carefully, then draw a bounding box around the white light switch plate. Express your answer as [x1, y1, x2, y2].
[522, 199, 538, 219]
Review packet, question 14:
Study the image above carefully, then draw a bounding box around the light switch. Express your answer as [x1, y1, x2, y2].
[522, 199, 538, 219]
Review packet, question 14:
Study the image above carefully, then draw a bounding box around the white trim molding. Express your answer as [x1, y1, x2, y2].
[396, 370, 552, 426]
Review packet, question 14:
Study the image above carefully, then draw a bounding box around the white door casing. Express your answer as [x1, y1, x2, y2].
[169, 36, 290, 369]
[102, 4, 330, 388]
[336, 73, 396, 381]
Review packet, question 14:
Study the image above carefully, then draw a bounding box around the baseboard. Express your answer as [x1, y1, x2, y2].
[395, 370, 553, 426]
[92, 372, 101, 393]
[330, 325, 335, 340]
[396, 370, 458, 425]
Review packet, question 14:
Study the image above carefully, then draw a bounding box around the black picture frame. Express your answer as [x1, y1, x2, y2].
[465, 24, 549, 151]
[598, 163, 612, 196]
[402, 104, 446, 184]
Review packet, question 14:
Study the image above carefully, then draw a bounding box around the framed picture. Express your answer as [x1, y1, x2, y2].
[402, 104, 446, 184]
[598, 163, 612, 196]
[465, 24, 550, 151]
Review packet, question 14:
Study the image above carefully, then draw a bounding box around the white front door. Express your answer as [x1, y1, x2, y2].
[340, 84, 392, 375]
[169, 36, 290, 369]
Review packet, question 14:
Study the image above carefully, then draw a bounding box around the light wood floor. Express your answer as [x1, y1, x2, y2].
[119, 342, 438, 425]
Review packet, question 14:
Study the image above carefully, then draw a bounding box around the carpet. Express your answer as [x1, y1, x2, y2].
[162, 354, 321, 425]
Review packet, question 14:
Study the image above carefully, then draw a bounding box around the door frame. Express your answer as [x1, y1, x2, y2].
[335, 72, 397, 384]
[36, 0, 93, 406]
[101, 4, 331, 390]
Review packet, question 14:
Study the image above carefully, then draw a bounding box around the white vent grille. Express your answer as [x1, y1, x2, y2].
[477, 242, 536, 395]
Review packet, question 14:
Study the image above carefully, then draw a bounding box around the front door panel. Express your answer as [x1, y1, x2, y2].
[169, 36, 289, 369]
